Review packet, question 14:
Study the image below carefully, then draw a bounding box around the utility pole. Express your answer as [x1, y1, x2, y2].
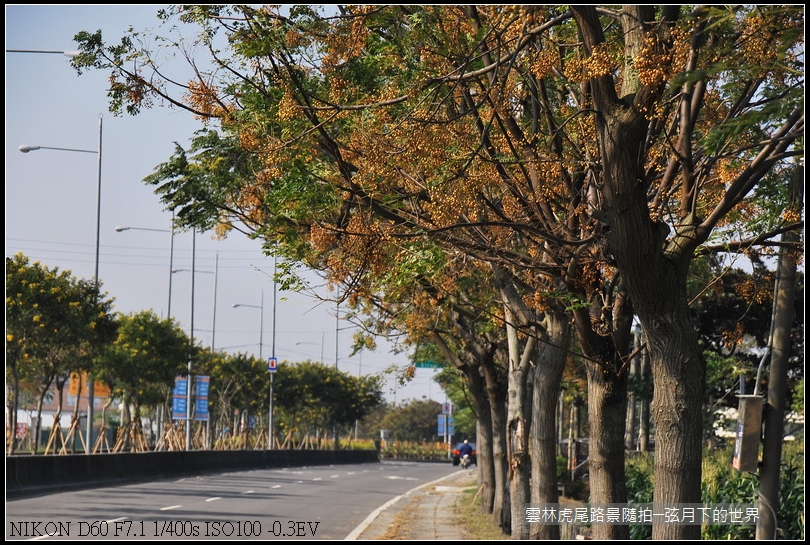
[756, 166, 802, 539]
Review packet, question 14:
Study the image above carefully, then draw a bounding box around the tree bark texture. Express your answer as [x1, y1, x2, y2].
[529, 311, 569, 540]
[482, 354, 510, 532]
[504, 307, 533, 540]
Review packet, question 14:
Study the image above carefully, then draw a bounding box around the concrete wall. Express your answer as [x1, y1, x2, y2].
[6, 449, 379, 499]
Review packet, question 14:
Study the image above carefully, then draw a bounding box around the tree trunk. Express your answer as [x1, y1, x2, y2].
[432, 330, 496, 515]
[468, 366, 495, 515]
[529, 311, 569, 539]
[756, 166, 801, 539]
[638, 341, 651, 453]
[625, 330, 641, 451]
[571, 6, 705, 538]
[482, 354, 510, 532]
[556, 394, 565, 457]
[504, 303, 534, 540]
[33, 381, 56, 455]
[585, 357, 630, 539]
[567, 278, 633, 539]
[644, 301, 705, 539]
[6, 370, 20, 455]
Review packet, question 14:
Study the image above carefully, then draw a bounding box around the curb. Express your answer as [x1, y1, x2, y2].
[344, 470, 471, 540]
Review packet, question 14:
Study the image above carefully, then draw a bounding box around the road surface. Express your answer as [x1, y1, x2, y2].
[6, 460, 457, 540]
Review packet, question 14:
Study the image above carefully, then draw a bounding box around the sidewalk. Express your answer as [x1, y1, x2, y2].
[346, 468, 479, 540]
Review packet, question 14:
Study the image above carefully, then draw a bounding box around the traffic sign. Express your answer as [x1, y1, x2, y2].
[172, 376, 188, 420]
[195, 376, 210, 421]
[267, 357, 278, 372]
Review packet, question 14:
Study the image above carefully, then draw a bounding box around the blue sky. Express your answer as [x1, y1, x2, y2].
[5, 5, 444, 406]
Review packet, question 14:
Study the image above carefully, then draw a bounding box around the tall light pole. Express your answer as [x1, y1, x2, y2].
[232, 291, 267, 447]
[295, 333, 325, 364]
[167, 229, 211, 450]
[172, 262, 218, 351]
[232, 291, 264, 359]
[234, 255, 277, 451]
[114, 224, 174, 318]
[335, 300, 340, 369]
[6, 49, 80, 57]
[114, 222, 175, 444]
[187, 228, 196, 450]
[19, 115, 103, 451]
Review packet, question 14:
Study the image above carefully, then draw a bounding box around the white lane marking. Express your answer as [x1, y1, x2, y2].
[331, 474, 340, 478]
[243, 490, 255, 494]
[386, 476, 418, 481]
[160, 505, 182, 511]
[272, 485, 282, 489]
[205, 497, 221, 502]
[313, 477, 322, 481]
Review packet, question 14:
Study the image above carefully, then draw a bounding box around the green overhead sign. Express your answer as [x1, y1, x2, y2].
[414, 361, 443, 368]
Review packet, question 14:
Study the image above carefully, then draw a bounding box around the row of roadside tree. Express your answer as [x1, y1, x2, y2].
[62, 5, 803, 540]
[6, 253, 384, 455]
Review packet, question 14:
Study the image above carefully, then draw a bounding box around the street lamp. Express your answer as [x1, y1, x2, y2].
[187, 228, 196, 450]
[296, 333, 325, 364]
[233, 256, 278, 451]
[173, 259, 218, 351]
[232, 291, 264, 359]
[114, 224, 174, 318]
[19, 115, 103, 452]
[6, 49, 80, 57]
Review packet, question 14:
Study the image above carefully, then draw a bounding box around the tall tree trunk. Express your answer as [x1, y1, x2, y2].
[625, 330, 641, 451]
[53, 384, 66, 453]
[482, 351, 510, 532]
[432, 330, 497, 515]
[638, 340, 651, 453]
[571, 6, 704, 538]
[467, 363, 495, 515]
[585, 357, 630, 539]
[6, 370, 20, 455]
[33, 392, 46, 454]
[475, 417, 495, 514]
[643, 295, 705, 540]
[756, 166, 801, 539]
[556, 394, 565, 457]
[529, 310, 570, 539]
[503, 302, 534, 540]
[567, 277, 633, 539]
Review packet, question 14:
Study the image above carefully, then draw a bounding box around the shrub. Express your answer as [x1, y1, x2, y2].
[625, 445, 804, 540]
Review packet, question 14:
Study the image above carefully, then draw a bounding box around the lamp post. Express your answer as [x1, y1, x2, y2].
[6, 49, 80, 57]
[172, 260, 218, 351]
[187, 229, 196, 450]
[232, 291, 264, 359]
[232, 291, 269, 448]
[234, 256, 278, 450]
[168, 229, 216, 450]
[19, 115, 103, 452]
[296, 333, 325, 364]
[114, 224, 174, 318]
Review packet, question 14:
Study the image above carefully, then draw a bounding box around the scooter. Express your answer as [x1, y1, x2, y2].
[460, 454, 471, 469]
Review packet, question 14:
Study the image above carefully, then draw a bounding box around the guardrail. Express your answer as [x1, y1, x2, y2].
[6, 449, 379, 499]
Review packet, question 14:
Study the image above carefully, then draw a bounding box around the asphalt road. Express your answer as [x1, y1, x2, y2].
[6, 460, 458, 541]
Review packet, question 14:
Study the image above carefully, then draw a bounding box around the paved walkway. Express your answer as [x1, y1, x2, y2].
[346, 468, 478, 540]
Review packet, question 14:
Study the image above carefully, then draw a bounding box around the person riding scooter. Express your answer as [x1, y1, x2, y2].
[458, 440, 474, 469]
